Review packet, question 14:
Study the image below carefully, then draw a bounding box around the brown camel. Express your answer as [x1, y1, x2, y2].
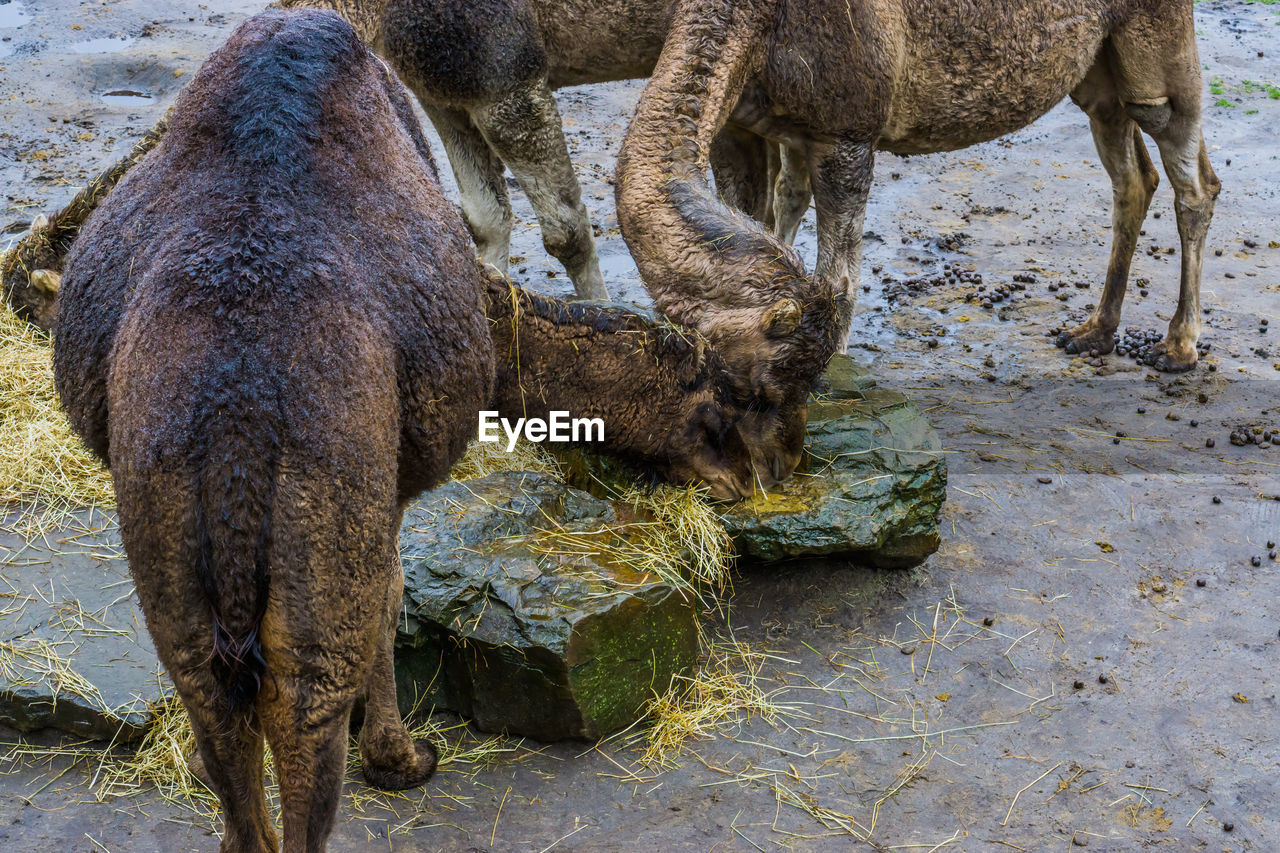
[483, 273, 755, 499]
[618, 0, 1220, 374]
[276, 0, 799, 299]
[53, 11, 490, 851]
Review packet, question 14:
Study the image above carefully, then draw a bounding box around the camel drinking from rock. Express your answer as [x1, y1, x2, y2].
[53, 10, 492, 851]
[618, 0, 1220, 376]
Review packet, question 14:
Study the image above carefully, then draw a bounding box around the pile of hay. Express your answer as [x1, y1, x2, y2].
[0, 296, 114, 538]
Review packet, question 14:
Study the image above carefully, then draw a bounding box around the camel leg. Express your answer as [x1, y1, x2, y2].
[472, 81, 608, 300]
[1057, 64, 1160, 356]
[261, 698, 352, 853]
[119, 486, 276, 853]
[810, 140, 876, 342]
[422, 104, 514, 274]
[1145, 119, 1219, 372]
[182, 703, 277, 853]
[359, 543, 438, 790]
[763, 142, 780, 232]
[710, 126, 771, 222]
[1107, 11, 1221, 372]
[773, 143, 812, 245]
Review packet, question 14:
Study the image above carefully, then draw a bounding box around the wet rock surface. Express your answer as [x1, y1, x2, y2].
[0, 513, 164, 742]
[722, 355, 945, 565]
[394, 473, 698, 741]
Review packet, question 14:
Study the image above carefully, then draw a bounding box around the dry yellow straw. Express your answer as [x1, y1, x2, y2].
[0, 297, 114, 537]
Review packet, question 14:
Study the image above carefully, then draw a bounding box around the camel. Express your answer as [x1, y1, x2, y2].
[53, 11, 492, 850]
[483, 273, 755, 499]
[276, 0, 802, 299]
[618, 0, 1220, 375]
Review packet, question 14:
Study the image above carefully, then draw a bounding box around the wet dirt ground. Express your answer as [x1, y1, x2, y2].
[3, 0, 1280, 850]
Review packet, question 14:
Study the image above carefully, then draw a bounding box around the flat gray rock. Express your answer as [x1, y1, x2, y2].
[395, 472, 699, 741]
[720, 355, 947, 565]
[0, 511, 165, 742]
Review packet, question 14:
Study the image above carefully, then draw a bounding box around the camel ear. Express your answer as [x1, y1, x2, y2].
[30, 269, 61, 295]
[761, 298, 801, 338]
[31, 214, 49, 232]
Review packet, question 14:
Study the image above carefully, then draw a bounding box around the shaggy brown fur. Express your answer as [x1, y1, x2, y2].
[53, 11, 493, 852]
[484, 274, 754, 499]
[619, 0, 1219, 373]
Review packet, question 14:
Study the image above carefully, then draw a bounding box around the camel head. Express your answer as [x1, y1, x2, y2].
[690, 276, 844, 489]
[662, 398, 756, 501]
[2, 214, 64, 332]
[650, 331, 756, 501]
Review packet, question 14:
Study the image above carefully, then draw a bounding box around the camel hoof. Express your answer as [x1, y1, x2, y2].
[1154, 350, 1197, 373]
[1056, 324, 1116, 357]
[361, 738, 438, 791]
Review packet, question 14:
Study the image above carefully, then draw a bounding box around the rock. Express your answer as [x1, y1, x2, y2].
[0, 511, 166, 742]
[394, 472, 699, 741]
[719, 355, 946, 566]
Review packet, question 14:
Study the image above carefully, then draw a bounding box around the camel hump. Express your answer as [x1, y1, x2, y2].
[381, 0, 548, 105]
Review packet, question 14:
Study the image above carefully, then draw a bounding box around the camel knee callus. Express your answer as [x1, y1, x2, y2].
[53, 10, 492, 851]
[484, 274, 754, 500]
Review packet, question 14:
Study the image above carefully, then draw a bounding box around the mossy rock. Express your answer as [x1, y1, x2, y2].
[394, 472, 698, 741]
[721, 355, 946, 565]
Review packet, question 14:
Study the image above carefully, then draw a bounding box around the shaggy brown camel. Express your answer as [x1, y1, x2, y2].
[483, 274, 755, 499]
[618, 0, 1220, 375]
[54, 11, 491, 850]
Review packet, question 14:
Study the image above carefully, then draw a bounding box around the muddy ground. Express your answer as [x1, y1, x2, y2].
[3, 0, 1280, 850]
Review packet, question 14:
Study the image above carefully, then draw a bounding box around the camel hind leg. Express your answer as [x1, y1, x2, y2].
[116, 480, 277, 853]
[422, 104, 514, 274]
[1058, 60, 1160, 356]
[260, 699, 352, 853]
[183, 706, 277, 853]
[472, 81, 608, 300]
[1108, 5, 1221, 371]
[359, 543, 438, 790]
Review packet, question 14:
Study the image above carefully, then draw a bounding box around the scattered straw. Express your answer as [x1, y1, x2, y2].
[0, 636, 110, 714]
[0, 302, 114, 538]
[448, 437, 560, 482]
[621, 484, 734, 593]
[630, 633, 783, 767]
[92, 694, 217, 815]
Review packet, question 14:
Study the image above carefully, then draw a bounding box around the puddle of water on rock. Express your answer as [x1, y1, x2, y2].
[0, 1, 28, 30]
[101, 90, 153, 107]
[69, 36, 135, 54]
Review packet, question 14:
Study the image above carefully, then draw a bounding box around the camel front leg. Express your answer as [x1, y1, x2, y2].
[810, 141, 875, 345]
[773, 143, 811, 245]
[422, 103, 514, 275]
[1149, 127, 1219, 372]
